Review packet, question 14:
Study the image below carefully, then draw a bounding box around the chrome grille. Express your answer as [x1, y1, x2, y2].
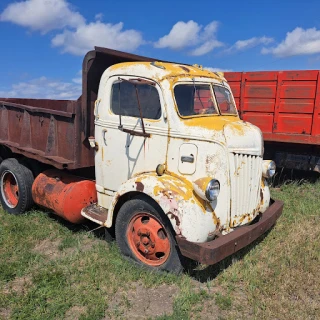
[230, 153, 262, 221]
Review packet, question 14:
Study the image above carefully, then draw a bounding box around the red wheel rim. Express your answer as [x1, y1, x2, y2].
[1, 171, 19, 208]
[127, 213, 171, 266]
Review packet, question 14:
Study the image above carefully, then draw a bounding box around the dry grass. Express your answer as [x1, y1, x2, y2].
[0, 181, 319, 319]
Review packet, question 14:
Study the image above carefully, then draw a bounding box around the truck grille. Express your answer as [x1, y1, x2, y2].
[230, 153, 262, 224]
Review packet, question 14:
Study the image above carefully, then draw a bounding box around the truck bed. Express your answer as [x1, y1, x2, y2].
[225, 70, 320, 145]
[0, 47, 156, 169]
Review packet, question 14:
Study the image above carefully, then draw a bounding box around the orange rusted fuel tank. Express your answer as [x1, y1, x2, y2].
[32, 169, 97, 223]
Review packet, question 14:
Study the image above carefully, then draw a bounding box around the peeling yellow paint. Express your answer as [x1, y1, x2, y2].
[181, 116, 244, 133]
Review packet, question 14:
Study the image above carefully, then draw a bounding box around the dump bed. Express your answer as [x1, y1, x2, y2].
[225, 70, 320, 145]
[0, 47, 156, 169]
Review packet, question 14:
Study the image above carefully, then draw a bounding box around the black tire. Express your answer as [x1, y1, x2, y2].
[115, 197, 184, 273]
[0, 158, 34, 214]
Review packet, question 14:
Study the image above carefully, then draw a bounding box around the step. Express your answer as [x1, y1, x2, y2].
[81, 204, 109, 226]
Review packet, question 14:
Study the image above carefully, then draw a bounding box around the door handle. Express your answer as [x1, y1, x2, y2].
[181, 154, 194, 163]
[102, 129, 107, 145]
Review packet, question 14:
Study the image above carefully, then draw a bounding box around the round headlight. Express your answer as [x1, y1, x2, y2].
[205, 179, 220, 201]
[262, 160, 276, 178]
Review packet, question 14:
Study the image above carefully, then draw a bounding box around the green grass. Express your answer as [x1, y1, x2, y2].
[0, 181, 319, 319]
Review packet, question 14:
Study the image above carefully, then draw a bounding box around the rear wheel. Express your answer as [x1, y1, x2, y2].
[0, 158, 34, 214]
[115, 198, 183, 273]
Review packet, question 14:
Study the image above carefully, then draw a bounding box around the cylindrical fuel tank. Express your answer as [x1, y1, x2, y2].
[32, 169, 97, 223]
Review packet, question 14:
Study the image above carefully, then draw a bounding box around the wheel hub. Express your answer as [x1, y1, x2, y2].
[127, 212, 171, 266]
[1, 170, 19, 208]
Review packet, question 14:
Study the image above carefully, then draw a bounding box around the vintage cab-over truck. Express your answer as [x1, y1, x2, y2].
[0, 47, 283, 272]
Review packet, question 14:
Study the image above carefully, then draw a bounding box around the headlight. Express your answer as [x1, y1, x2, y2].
[262, 160, 276, 178]
[193, 178, 220, 202]
[205, 179, 220, 201]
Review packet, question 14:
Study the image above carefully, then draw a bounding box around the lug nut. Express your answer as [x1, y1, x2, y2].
[137, 230, 141, 236]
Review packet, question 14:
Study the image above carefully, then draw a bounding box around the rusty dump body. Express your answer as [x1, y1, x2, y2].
[0, 47, 157, 170]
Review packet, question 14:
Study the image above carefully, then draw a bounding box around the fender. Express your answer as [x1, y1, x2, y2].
[106, 172, 219, 243]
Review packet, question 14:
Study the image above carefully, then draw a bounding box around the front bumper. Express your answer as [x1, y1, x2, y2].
[176, 199, 284, 265]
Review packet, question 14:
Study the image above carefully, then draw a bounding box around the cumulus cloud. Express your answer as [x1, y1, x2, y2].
[155, 20, 223, 55]
[0, 0, 84, 33]
[262, 27, 320, 57]
[0, 0, 144, 54]
[190, 40, 223, 56]
[226, 36, 274, 53]
[0, 75, 81, 100]
[155, 20, 201, 50]
[52, 21, 143, 55]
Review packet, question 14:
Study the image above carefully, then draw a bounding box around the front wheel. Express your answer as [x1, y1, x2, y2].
[115, 198, 184, 273]
[0, 158, 34, 214]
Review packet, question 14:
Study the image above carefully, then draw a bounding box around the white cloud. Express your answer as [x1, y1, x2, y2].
[154, 20, 201, 50]
[227, 36, 274, 52]
[95, 13, 103, 21]
[0, 75, 81, 100]
[52, 21, 143, 55]
[154, 20, 223, 55]
[190, 40, 223, 56]
[204, 67, 233, 72]
[0, 0, 144, 55]
[262, 27, 320, 57]
[0, 0, 85, 34]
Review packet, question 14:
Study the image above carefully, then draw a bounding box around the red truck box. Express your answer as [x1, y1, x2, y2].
[225, 70, 320, 171]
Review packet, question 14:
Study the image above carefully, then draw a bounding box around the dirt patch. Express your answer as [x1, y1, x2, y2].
[106, 282, 179, 319]
[32, 238, 78, 259]
[3, 276, 32, 295]
[0, 308, 11, 320]
[33, 238, 62, 259]
[64, 306, 87, 320]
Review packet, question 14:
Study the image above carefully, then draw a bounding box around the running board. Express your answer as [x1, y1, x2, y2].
[81, 204, 109, 226]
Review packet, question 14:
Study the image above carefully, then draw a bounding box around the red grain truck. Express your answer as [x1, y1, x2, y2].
[224, 70, 320, 172]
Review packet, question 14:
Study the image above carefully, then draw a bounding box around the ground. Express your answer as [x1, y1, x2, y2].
[0, 181, 319, 319]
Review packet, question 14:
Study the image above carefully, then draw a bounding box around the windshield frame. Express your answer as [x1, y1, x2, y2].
[172, 81, 238, 119]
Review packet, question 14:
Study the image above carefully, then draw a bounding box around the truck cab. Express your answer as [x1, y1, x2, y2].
[83, 59, 283, 272]
[0, 48, 283, 273]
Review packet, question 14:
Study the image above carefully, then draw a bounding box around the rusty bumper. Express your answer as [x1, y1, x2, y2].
[176, 199, 284, 265]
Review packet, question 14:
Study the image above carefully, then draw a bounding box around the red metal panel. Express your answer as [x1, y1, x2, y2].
[272, 72, 284, 133]
[280, 81, 316, 99]
[242, 112, 274, 133]
[282, 70, 318, 81]
[242, 71, 278, 81]
[311, 71, 320, 136]
[242, 98, 275, 112]
[315, 115, 320, 135]
[279, 99, 315, 113]
[244, 82, 277, 98]
[224, 72, 241, 81]
[228, 83, 241, 97]
[277, 114, 313, 134]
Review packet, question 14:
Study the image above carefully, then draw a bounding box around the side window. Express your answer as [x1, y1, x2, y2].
[111, 80, 161, 120]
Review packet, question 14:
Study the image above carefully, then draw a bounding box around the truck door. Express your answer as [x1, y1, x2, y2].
[95, 76, 168, 200]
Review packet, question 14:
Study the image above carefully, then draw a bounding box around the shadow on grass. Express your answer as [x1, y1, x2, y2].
[186, 228, 273, 283]
[43, 210, 115, 241]
[271, 168, 320, 187]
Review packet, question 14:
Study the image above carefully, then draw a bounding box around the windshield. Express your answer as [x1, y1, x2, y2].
[174, 83, 237, 116]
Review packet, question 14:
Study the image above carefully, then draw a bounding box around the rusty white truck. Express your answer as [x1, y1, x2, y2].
[0, 47, 283, 273]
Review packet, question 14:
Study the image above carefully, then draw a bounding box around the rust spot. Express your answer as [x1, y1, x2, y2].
[167, 211, 180, 226]
[260, 188, 263, 204]
[179, 65, 190, 72]
[135, 181, 144, 192]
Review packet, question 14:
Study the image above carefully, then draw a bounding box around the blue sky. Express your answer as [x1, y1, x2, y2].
[1, 0, 320, 99]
